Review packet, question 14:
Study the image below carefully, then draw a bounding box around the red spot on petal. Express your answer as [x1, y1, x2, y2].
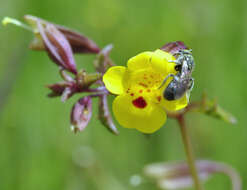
[157, 96, 161, 102]
[132, 96, 147, 109]
[147, 89, 151, 92]
[139, 82, 148, 88]
[139, 89, 143, 93]
[130, 93, 134, 96]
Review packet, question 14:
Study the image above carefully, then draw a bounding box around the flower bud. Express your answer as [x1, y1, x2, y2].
[144, 160, 241, 190]
[57, 25, 100, 54]
[94, 44, 114, 73]
[76, 70, 102, 88]
[24, 15, 100, 54]
[37, 22, 77, 74]
[98, 95, 119, 135]
[160, 41, 188, 55]
[200, 93, 237, 124]
[46, 82, 77, 102]
[70, 96, 92, 133]
[46, 82, 71, 97]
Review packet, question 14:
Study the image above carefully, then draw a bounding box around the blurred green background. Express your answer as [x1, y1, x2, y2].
[0, 0, 246, 189]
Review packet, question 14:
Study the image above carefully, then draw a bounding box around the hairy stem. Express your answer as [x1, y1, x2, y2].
[177, 115, 203, 190]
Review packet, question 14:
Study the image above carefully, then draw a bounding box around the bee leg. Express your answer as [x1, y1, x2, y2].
[189, 78, 194, 91]
[180, 49, 192, 54]
[186, 49, 193, 53]
[158, 74, 175, 89]
[169, 60, 182, 71]
[168, 60, 179, 64]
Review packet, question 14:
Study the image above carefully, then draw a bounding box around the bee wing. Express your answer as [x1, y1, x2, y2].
[186, 91, 191, 102]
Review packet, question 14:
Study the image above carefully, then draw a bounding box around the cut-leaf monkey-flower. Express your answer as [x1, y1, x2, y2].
[103, 49, 189, 134]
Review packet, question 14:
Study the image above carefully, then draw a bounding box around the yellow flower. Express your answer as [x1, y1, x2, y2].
[103, 49, 188, 134]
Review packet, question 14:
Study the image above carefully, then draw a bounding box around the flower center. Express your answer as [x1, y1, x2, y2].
[125, 70, 166, 106]
[126, 70, 164, 96]
[132, 96, 147, 108]
[136, 72, 163, 89]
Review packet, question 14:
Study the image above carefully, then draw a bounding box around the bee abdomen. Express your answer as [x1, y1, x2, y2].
[163, 81, 186, 101]
[163, 86, 176, 100]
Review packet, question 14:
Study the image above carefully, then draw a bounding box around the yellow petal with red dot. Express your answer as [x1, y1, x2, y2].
[112, 94, 167, 133]
[103, 66, 126, 95]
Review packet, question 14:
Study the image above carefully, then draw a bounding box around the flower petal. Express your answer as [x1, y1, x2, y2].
[162, 94, 188, 111]
[112, 94, 167, 133]
[103, 66, 126, 95]
[150, 49, 177, 75]
[154, 76, 189, 112]
[127, 51, 153, 71]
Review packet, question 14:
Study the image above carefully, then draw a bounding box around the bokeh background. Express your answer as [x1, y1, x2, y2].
[0, 0, 247, 189]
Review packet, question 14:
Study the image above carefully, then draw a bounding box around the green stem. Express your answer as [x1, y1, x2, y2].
[177, 115, 203, 190]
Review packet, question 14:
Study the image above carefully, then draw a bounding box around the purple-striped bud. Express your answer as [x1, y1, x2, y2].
[160, 41, 188, 55]
[57, 26, 100, 54]
[94, 44, 114, 73]
[144, 160, 241, 190]
[98, 95, 119, 135]
[37, 22, 77, 74]
[24, 15, 100, 54]
[46, 82, 71, 97]
[70, 96, 92, 133]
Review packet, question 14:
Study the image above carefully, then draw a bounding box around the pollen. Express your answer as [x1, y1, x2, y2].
[132, 96, 147, 108]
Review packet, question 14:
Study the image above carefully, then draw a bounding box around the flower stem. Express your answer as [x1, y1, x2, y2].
[177, 115, 203, 190]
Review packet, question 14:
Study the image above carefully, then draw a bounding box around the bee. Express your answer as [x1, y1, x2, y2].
[160, 49, 195, 101]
